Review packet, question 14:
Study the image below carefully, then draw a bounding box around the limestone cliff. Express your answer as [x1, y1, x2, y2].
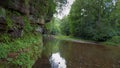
[0, 0, 56, 38]
[0, 0, 56, 67]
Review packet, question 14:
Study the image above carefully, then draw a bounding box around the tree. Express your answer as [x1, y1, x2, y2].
[45, 18, 61, 35]
[110, 0, 120, 35]
[69, 0, 120, 41]
[60, 16, 70, 35]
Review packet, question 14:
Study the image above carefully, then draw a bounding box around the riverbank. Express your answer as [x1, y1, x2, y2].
[102, 36, 120, 46]
[55, 35, 120, 46]
[55, 35, 98, 45]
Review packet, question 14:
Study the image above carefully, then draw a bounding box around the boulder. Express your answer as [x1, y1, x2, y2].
[35, 26, 43, 34]
[0, 12, 24, 38]
[9, 28, 24, 38]
[29, 16, 45, 25]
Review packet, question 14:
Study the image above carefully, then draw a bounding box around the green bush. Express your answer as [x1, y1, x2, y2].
[60, 16, 70, 35]
[104, 36, 120, 46]
[45, 18, 61, 35]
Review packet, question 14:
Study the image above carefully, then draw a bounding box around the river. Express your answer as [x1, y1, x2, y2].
[32, 37, 120, 68]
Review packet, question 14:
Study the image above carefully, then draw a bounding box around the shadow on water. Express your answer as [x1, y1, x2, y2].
[33, 37, 120, 68]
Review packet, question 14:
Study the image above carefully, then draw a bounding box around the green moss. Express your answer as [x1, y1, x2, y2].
[31, 0, 56, 18]
[6, 9, 21, 17]
[0, 34, 11, 43]
[23, 16, 33, 32]
[0, 43, 9, 59]
[24, 0, 29, 6]
[6, 16, 13, 28]
[5, 9, 21, 28]
[0, 7, 6, 17]
[0, 12, 43, 67]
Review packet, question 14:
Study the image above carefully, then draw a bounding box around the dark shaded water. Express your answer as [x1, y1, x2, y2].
[33, 37, 120, 68]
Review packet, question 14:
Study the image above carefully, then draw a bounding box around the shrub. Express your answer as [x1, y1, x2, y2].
[103, 36, 120, 46]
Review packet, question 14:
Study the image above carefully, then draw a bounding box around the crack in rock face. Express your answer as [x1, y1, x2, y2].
[49, 52, 66, 68]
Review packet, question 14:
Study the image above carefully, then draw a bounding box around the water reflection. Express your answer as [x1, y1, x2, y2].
[43, 38, 61, 57]
[33, 37, 120, 68]
[33, 38, 65, 68]
[49, 52, 66, 68]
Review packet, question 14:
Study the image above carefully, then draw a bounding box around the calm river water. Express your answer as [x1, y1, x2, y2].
[33, 37, 120, 68]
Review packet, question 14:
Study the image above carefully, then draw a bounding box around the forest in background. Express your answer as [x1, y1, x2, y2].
[46, 0, 120, 46]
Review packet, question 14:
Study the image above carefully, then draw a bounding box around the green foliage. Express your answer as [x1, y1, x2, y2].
[0, 0, 58, 67]
[103, 36, 120, 46]
[45, 18, 61, 35]
[23, 16, 33, 32]
[0, 34, 11, 43]
[6, 16, 13, 28]
[60, 16, 70, 35]
[0, 44, 9, 59]
[31, 0, 56, 18]
[0, 33, 43, 67]
[12, 53, 34, 68]
[69, 0, 120, 41]
[46, 0, 56, 18]
[6, 10, 21, 28]
[6, 10, 21, 16]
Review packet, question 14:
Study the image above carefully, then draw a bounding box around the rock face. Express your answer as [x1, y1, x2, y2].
[0, 17, 7, 33]
[0, 0, 29, 15]
[0, 9, 24, 38]
[0, 0, 55, 38]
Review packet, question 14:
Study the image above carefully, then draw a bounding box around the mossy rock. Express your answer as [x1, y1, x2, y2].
[0, 7, 6, 17]
[0, 0, 29, 15]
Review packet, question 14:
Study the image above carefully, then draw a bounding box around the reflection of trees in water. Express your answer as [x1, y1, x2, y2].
[59, 41, 74, 68]
[43, 38, 61, 57]
[43, 38, 67, 68]
[33, 38, 61, 68]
